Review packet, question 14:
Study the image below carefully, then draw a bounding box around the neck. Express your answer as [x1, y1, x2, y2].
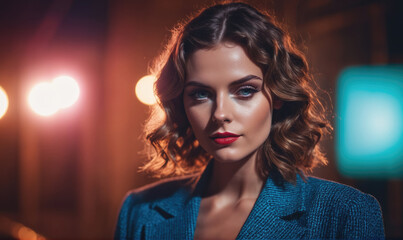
[205, 153, 264, 202]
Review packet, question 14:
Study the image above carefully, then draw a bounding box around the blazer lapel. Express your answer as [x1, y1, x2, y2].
[237, 173, 308, 239]
[143, 164, 212, 240]
[144, 195, 201, 240]
[142, 164, 308, 240]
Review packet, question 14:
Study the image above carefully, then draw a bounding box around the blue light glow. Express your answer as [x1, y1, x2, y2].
[336, 65, 403, 178]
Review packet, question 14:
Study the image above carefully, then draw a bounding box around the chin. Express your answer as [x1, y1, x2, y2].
[211, 149, 255, 164]
[213, 156, 242, 163]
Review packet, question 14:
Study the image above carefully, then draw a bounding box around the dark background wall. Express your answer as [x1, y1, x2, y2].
[0, 0, 402, 238]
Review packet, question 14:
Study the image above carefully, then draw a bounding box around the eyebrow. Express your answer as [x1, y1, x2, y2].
[185, 74, 262, 88]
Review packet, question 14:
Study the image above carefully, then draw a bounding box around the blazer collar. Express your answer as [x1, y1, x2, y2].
[258, 171, 307, 217]
[148, 162, 211, 218]
[144, 165, 210, 240]
[145, 163, 308, 239]
[236, 172, 308, 239]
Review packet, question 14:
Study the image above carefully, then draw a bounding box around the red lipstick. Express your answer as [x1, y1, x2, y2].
[210, 132, 240, 145]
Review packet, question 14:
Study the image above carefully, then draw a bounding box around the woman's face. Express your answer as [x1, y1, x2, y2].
[183, 42, 276, 163]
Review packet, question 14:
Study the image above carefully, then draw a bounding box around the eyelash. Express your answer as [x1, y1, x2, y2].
[236, 86, 259, 98]
[188, 89, 211, 101]
[188, 85, 259, 101]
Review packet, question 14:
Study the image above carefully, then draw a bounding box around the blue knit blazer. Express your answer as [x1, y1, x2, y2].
[115, 165, 385, 239]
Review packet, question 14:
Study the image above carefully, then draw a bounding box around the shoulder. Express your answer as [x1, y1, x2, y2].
[114, 175, 197, 239]
[302, 176, 384, 239]
[304, 176, 382, 212]
[122, 174, 197, 206]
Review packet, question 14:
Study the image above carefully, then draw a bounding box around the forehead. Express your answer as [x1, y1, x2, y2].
[186, 43, 262, 82]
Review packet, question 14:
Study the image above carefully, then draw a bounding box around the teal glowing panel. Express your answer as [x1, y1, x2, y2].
[336, 65, 403, 178]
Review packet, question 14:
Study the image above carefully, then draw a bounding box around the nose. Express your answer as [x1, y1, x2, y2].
[212, 92, 232, 123]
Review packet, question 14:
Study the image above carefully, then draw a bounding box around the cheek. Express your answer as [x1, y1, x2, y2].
[184, 104, 211, 132]
[237, 98, 273, 136]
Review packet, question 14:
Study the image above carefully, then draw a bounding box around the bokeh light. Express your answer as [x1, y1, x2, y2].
[28, 76, 80, 116]
[52, 76, 80, 109]
[17, 226, 38, 240]
[1, 216, 46, 240]
[135, 75, 157, 105]
[28, 82, 59, 116]
[336, 65, 403, 178]
[0, 86, 9, 119]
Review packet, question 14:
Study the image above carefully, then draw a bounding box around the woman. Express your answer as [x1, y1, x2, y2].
[115, 2, 384, 239]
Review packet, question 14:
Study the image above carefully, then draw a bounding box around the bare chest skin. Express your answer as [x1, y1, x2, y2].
[194, 196, 258, 240]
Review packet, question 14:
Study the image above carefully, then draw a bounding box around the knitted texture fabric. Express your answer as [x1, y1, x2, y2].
[114, 166, 385, 240]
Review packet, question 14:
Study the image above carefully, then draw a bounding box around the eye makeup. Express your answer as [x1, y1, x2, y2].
[234, 85, 260, 99]
[184, 78, 262, 102]
[188, 88, 211, 101]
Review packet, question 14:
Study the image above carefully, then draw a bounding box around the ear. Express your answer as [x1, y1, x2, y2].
[273, 98, 283, 110]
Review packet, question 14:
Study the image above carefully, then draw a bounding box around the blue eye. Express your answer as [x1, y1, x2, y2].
[189, 89, 210, 100]
[236, 86, 258, 98]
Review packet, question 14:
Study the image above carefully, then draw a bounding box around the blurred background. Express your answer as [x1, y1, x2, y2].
[0, 0, 402, 239]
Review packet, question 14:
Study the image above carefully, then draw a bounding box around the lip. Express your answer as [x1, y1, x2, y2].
[210, 132, 240, 145]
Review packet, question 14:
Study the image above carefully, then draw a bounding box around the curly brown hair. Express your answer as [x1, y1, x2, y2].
[141, 2, 331, 183]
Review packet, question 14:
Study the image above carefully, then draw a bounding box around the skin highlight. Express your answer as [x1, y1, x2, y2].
[183, 42, 280, 240]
